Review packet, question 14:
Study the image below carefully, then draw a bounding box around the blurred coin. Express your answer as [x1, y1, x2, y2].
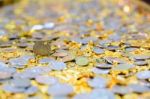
[35, 75, 58, 85]
[33, 41, 51, 56]
[92, 67, 110, 74]
[25, 86, 38, 95]
[128, 84, 150, 93]
[111, 85, 132, 95]
[90, 89, 115, 99]
[96, 63, 112, 69]
[134, 60, 148, 66]
[87, 76, 108, 88]
[48, 83, 73, 96]
[11, 78, 31, 88]
[73, 93, 91, 99]
[3, 85, 25, 93]
[136, 70, 150, 80]
[39, 57, 54, 64]
[43, 22, 55, 29]
[0, 71, 12, 80]
[75, 56, 89, 66]
[93, 47, 104, 54]
[49, 60, 66, 71]
[112, 63, 135, 71]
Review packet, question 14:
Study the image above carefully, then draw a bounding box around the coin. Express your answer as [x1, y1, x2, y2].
[87, 76, 108, 88]
[49, 60, 66, 70]
[75, 56, 89, 66]
[35, 75, 58, 85]
[11, 77, 31, 88]
[48, 83, 73, 96]
[33, 41, 51, 56]
[136, 70, 150, 80]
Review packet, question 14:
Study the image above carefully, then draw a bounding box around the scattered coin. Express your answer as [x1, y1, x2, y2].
[87, 76, 108, 88]
[33, 40, 51, 56]
[136, 70, 150, 80]
[92, 67, 110, 74]
[111, 85, 132, 95]
[90, 89, 115, 99]
[93, 47, 104, 54]
[25, 86, 38, 95]
[0, 0, 149, 98]
[73, 93, 91, 99]
[48, 83, 73, 96]
[11, 77, 31, 88]
[3, 85, 25, 93]
[35, 75, 58, 85]
[128, 84, 150, 93]
[112, 63, 135, 71]
[134, 60, 148, 66]
[39, 57, 54, 64]
[75, 56, 89, 66]
[49, 60, 66, 70]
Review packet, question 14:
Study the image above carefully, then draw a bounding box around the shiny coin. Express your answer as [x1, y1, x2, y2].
[93, 47, 104, 54]
[35, 75, 58, 85]
[134, 61, 148, 66]
[49, 60, 66, 71]
[43, 22, 55, 29]
[25, 86, 38, 95]
[48, 83, 73, 96]
[111, 85, 132, 95]
[133, 55, 150, 60]
[14, 66, 51, 79]
[33, 41, 51, 56]
[136, 70, 150, 80]
[92, 67, 110, 74]
[73, 93, 90, 99]
[11, 78, 31, 88]
[39, 57, 53, 64]
[112, 63, 134, 71]
[75, 56, 89, 66]
[52, 96, 69, 99]
[96, 63, 112, 69]
[87, 76, 108, 88]
[90, 89, 115, 99]
[3, 85, 25, 93]
[128, 84, 150, 93]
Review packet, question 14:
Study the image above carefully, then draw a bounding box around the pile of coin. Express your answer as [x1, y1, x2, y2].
[0, 0, 149, 99]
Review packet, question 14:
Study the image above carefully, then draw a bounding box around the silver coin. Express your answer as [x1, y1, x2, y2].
[112, 63, 135, 71]
[111, 85, 132, 95]
[48, 83, 73, 96]
[49, 60, 66, 71]
[92, 67, 110, 74]
[73, 93, 91, 99]
[11, 78, 31, 88]
[93, 47, 104, 54]
[95, 63, 112, 69]
[87, 76, 108, 88]
[128, 84, 150, 93]
[136, 70, 150, 80]
[90, 89, 115, 99]
[35, 75, 58, 85]
[25, 86, 38, 95]
[39, 57, 53, 64]
[3, 85, 25, 93]
[134, 61, 148, 66]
